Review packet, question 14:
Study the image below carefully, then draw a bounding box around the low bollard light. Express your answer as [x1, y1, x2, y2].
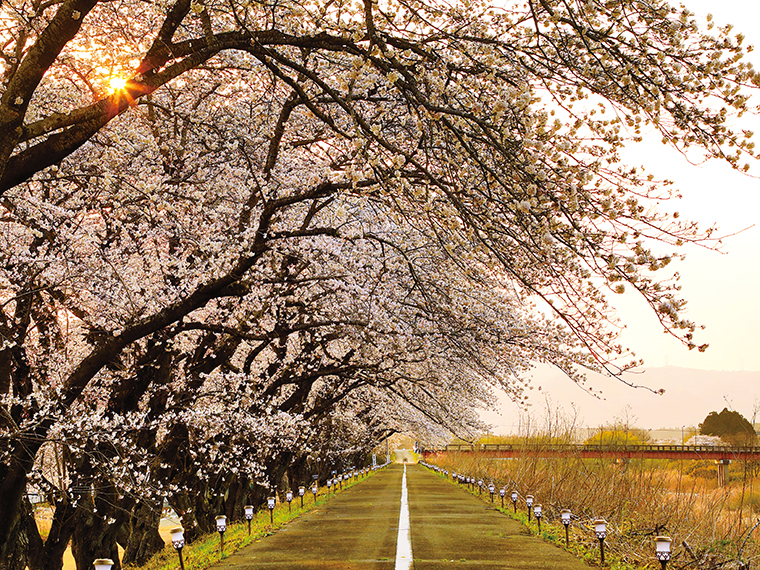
[93, 559, 114, 570]
[595, 518, 607, 566]
[311, 482, 318, 502]
[267, 496, 276, 524]
[244, 505, 254, 535]
[655, 536, 672, 570]
[286, 490, 293, 513]
[478, 479, 483, 495]
[561, 509, 572, 544]
[216, 515, 227, 554]
[299, 485, 305, 508]
[488, 482, 495, 503]
[511, 491, 518, 513]
[534, 504, 542, 532]
[327, 478, 332, 494]
[526, 495, 534, 521]
[171, 526, 186, 570]
[499, 487, 506, 508]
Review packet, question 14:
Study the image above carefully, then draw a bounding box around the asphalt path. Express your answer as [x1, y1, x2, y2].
[406, 466, 590, 569]
[211, 463, 592, 569]
[211, 468, 402, 569]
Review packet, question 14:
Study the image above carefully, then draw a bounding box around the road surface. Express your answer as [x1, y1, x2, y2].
[211, 464, 592, 569]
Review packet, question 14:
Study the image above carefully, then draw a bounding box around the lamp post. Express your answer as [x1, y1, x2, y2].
[561, 509, 572, 545]
[534, 504, 542, 532]
[267, 496, 276, 524]
[327, 478, 332, 494]
[93, 559, 114, 570]
[478, 479, 483, 495]
[511, 491, 518, 513]
[488, 482, 495, 503]
[499, 487, 506, 508]
[299, 485, 305, 508]
[286, 491, 293, 513]
[655, 536, 672, 570]
[311, 482, 318, 503]
[244, 505, 254, 535]
[216, 515, 227, 555]
[170, 526, 186, 570]
[526, 495, 534, 521]
[595, 518, 607, 566]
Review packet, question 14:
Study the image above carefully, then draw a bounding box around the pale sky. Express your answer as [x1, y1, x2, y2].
[607, 0, 760, 372]
[480, 0, 760, 433]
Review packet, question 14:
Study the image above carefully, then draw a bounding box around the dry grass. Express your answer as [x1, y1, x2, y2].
[427, 450, 760, 569]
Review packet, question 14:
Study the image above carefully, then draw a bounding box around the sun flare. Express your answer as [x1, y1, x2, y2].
[108, 76, 128, 93]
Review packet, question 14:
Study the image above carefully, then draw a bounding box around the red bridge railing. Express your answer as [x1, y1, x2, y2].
[421, 443, 760, 461]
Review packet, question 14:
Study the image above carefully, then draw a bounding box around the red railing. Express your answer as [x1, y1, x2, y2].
[422, 443, 760, 461]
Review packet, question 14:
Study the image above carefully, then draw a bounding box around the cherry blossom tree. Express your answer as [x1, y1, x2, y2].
[1, 0, 759, 567]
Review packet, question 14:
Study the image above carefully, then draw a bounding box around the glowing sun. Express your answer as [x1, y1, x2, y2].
[108, 76, 128, 93]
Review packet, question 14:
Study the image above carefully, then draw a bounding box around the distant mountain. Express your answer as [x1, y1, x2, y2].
[481, 365, 760, 433]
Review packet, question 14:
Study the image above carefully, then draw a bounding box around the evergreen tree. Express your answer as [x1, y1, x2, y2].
[699, 408, 756, 444]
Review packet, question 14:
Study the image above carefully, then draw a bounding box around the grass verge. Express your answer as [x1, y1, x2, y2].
[127, 472, 374, 570]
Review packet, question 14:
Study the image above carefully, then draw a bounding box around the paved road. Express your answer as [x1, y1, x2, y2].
[395, 449, 415, 463]
[406, 467, 588, 568]
[211, 464, 591, 569]
[212, 469, 402, 569]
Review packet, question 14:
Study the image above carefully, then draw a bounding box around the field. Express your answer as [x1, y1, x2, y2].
[424, 450, 760, 569]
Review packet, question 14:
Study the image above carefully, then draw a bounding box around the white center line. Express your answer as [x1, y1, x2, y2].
[395, 464, 413, 570]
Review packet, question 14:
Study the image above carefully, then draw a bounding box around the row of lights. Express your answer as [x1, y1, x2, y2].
[419, 462, 672, 569]
[93, 464, 388, 569]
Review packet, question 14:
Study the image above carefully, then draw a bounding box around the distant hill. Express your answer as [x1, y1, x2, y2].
[481, 365, 760, 433]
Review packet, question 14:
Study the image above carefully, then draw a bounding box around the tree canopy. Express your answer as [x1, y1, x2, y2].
[1, 0, 758, 567]
[699, 408, 756, 443]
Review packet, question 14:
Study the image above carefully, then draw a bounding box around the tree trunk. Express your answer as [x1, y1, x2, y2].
[0, 460, 35, 570]
[28, 496, 78, 570]
[0, 495, 31, 570]
[122, 500, 165, 566]
[70, 507, 122, 570]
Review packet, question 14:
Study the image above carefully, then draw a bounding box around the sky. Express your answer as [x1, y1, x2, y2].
[482, 0, 760, 433]
[610, 0, 760, 373]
